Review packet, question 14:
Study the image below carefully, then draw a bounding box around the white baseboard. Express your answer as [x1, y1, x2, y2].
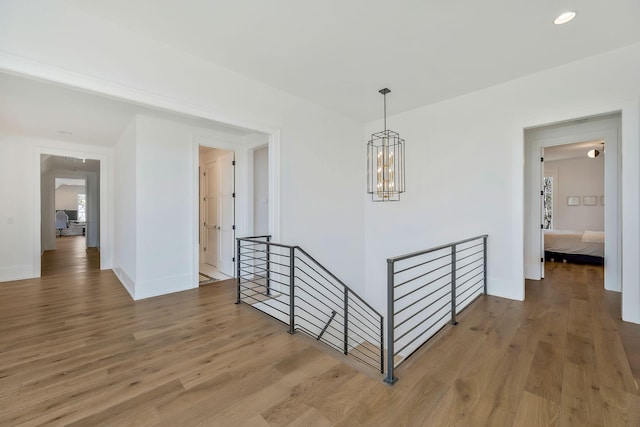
[0, 265, 34, 283]
[487, 276, 524, 301]
[113, 265, 135, 299]
[134, 273, 194, 300]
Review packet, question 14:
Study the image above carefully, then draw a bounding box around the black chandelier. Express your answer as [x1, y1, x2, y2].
[367, 88, 405, 202]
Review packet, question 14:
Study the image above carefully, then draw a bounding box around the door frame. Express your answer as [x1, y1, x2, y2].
[524, 116, 621, 292]
[192, 133, 280, 285]
[33, 147, 111, 277]
[518, 99, 640, 325]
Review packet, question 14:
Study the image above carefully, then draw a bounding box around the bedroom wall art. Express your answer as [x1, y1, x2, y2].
[584, 195, 597, 206]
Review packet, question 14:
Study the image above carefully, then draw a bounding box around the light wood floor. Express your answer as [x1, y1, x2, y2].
[1, 240, 639, 426]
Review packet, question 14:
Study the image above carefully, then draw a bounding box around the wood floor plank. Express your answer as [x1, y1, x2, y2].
[567, 298, 593, 339]
[559, 362, 604, 427]
[513, 390, 560, 427]
[525, 340, 565, 404]
[564, 329, 594, 364]
[599, 385, 640, 426]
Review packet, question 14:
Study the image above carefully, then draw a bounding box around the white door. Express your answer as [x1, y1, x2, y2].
[539, 148, 545, 279]
[205, 161, 219, 266]
[218, 152, 235, 276]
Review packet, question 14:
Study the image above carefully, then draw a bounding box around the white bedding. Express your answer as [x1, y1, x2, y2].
[582, 230, 605, 243]
[543, 229, 604, 258]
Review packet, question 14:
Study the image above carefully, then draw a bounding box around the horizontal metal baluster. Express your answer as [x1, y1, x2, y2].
[384, 235, 488, 385]
[236, 237, 385, 384]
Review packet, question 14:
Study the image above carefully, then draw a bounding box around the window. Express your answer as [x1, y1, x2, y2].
[78, 194, 86, 222]
[543, 176, 552, 229]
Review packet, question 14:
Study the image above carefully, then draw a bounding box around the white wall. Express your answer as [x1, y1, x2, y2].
[113, 119, 136, 296]
[55, 184, 85, 210]
[253, 146, 269, 236]
[545, 156, 604, 231]
[40, 157, 55, 252]
[134, 115, 195, 299]
[364, 43, 640, 324]
[0, 1, 365, 296]
[0, 135, 37, 281]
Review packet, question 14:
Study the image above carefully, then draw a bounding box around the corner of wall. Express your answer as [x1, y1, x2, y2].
[113, 265, 135, 300]
[488, 276, 525, 301]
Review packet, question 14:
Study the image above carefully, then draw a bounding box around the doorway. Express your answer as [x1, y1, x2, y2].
[524, 112, 621, 292]
[540, 142, 605, 278]
[199, 146, 235, 282]
[54, 177, 86, 239]
[40, 154, 101, 276]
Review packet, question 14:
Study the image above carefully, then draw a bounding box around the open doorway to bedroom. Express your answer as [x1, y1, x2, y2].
[524, 112, 621, 294]
[542, 142, 605, 266]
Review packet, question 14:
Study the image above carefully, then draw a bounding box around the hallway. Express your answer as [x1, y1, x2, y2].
[41, 236, 99, 276]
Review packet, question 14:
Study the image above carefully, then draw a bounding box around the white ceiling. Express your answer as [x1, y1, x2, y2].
[2, 1, 640, 144]
[0, 72, 256, 146]
[544, 139, 605, 162]
[43, 155, 100, 173]
[55, 178, 86, 189]
[62, 0, 640, 122]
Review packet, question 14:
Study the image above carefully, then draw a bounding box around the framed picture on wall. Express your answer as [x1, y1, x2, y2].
[584, 195, 597, 206]
[567, 196, 580, 206]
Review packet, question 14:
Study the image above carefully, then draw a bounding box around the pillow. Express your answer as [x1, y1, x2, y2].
[582, 230, 604, 243]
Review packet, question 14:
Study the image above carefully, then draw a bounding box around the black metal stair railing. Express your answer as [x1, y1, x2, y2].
[384, 235, 488, 385]
[236, 236, 384, 374]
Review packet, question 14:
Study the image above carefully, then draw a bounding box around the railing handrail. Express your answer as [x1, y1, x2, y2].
[239, 237, 296, 250]
[387, 234, 489, 263]
[243, 235, 272, 240]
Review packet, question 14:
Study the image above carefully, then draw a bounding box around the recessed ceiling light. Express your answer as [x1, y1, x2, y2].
[554, 11, 576, 25]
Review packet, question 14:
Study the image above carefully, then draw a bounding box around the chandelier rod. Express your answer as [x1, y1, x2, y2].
[379, 88, 390, 131]
[383, 91, 386, 131]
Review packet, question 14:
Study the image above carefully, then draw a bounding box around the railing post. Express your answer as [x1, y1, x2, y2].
[450, 245, 458, 325]
[344, 288, 349, 355]
[266, 236, 271, 296]
[483, 235, 488, 295]
[379, 316, 384, 374]
[236, 239, 241, 305]
[288, 246, 295, 334]
[384, 259, 397, 385]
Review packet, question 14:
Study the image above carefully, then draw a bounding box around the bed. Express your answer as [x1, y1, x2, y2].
[544, 229, 604, 265]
